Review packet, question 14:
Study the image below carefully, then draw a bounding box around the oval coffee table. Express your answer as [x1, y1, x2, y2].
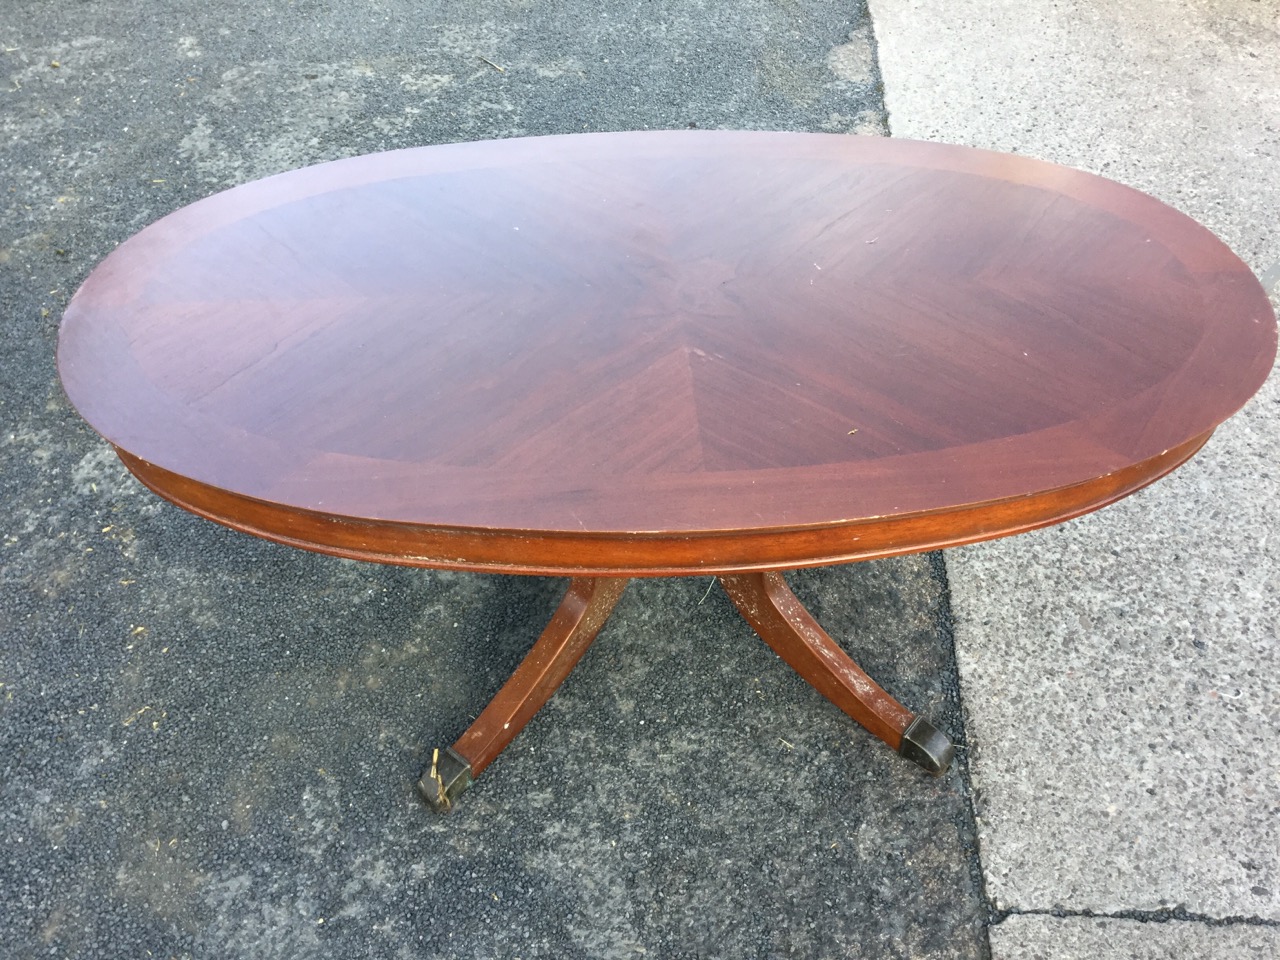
[58, 131, 1277, 811]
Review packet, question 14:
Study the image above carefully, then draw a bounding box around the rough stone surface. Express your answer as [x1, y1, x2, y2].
[871, 0, 1280, 924]
[1, 2, 987, 957]
[989, 915, 1280, 960]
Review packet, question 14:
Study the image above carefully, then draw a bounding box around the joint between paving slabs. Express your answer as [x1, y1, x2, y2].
[989, 906, 1280, 929]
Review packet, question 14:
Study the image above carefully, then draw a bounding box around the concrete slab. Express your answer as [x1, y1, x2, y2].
[990, 914, 1280, 960]
[1, 2, 986, 957]
[871, 0, 1280, 923]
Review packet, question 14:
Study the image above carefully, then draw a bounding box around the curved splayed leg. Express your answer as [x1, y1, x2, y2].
[417, 576, 629, 811]
[718, 570, 954, 776]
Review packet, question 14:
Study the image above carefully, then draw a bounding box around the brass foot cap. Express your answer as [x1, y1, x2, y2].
[898, 717, 955, 776]
[416, 747, 473, 813]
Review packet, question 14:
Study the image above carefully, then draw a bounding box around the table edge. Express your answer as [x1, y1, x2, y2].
[114, 431, 1212, 576]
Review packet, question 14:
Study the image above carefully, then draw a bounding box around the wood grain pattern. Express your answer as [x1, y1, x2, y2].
[59, 132, 1277, 574]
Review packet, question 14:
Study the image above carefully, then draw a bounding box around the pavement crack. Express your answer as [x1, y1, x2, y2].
[990, 905, 1280, 929]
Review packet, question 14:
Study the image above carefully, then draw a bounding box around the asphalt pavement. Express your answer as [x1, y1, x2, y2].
[1, 1, 1276, 958]
[2, 3, 979, 958]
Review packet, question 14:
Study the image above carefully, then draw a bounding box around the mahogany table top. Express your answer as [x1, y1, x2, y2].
[57, 132, 1277, 575]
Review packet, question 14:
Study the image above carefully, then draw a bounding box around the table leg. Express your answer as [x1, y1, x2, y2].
[718, 571, 954, 776]
[417, 576, 629, 811]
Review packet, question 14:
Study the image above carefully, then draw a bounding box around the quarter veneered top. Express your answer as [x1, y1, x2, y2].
[58, 132, 1276, 573]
